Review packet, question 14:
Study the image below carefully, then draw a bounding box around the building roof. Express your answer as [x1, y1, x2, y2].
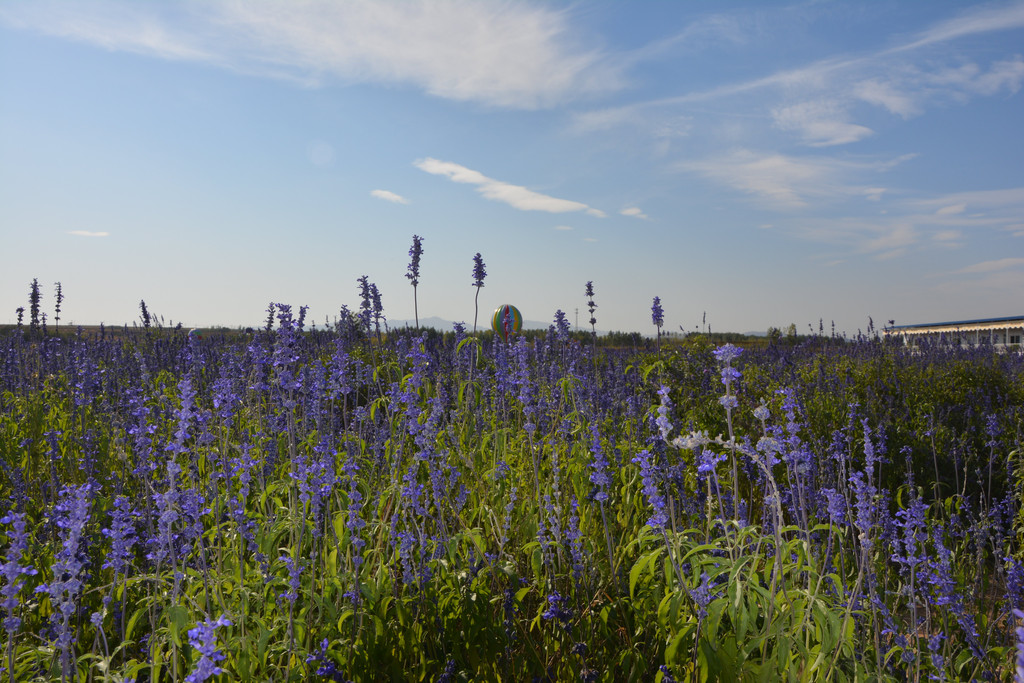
[887, 315, 1024, 334]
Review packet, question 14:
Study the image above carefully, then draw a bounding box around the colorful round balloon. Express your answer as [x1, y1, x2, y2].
[491, 304, 523, 341]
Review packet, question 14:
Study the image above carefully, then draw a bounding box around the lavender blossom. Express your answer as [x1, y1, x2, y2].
[37, 483, 95, 678]
[655, 386, 673, 442]
[281, 555, 303, 605]
[651, 296, 664, 329]
[585, 281, 597, 330]
[405, 235, 423, 287]
[689, 572, 716, 621]
[1, 512, 36, 633]
[306, 638, 349, 681]
[472, 253, 487, 334]
[472, 253, 486, 288]
[101, 495, 137, 576]
[541, 590, 571, 627]
[566, 496, 586, 581]
[553, 310, 571, 343]
[357, 276, 374, 332]
[185, 614, 232, 683]
[632, 449, 668, 529]
[1013, 609, 1024, 683]
[406, 234, 424, 328]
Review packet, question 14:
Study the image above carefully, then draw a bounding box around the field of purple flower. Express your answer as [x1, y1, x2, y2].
[2, 267, 1024, 681]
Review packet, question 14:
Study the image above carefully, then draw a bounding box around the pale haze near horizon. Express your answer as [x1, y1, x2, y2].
[1, 1, 1022, 336]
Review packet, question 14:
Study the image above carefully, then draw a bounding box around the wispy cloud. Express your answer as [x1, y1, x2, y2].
[0, 0, 621, 109]
[370, 189, 408, 204]
[68, 230, 110, 237]
[937, 252, 1024, 294]
[677, 149, 902, 209]
[936, 203, 966, 216]
[910, 187, 1024, 234]
[414, 158, 606, 216]
[554, 225, 574, 231]
[888, 2, 1024, 53]
[620, 207, 649, 219]
[771, 100, 873, 147]
[573, 2, 1024, 143]
[727, 182, 1023, 259]
[852, 79, 920, 118]
[955, 257, 1024, 274]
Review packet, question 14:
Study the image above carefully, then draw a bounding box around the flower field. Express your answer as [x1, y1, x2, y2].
[2, 297, 1024, 681]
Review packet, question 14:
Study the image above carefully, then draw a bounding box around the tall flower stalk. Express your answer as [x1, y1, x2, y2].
[651, 296, 664, 358]
[40, 483, 95, 683]
[2, 513, 35, 683]
[713, 343, 743, 519]
[472, 253, 486, 334]
[406, 235, 423, 329]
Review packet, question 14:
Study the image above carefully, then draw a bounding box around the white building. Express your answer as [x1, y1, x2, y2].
[885, 316, 1024, 348]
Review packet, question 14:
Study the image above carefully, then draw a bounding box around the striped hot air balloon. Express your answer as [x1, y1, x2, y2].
[491, 304, 522, 341]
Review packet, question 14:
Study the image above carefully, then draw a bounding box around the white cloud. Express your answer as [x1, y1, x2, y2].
[853, 79, 920, 118]
[772, 100, 873, 147]
[370, 189, 409, 204]
[912, 188, 1024, 232]
[890, 2, 1024, 53]
[956, 257, 1024, 274]
[861, 223, 918, 259]
[919, 57, 1024, 99]
[414, 157, 605, 216]
[677, 149, 898, 209]
[932, 229, 962, 243]
[0, 0, 621, 109]
[68, 230, 110, 237]
[572, 3, 1024, 146]
[620, 207, 648, 219]
[554, 225, 574, 231]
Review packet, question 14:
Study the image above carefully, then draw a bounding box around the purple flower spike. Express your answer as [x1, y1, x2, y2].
[186, 615, 232, 683]
[406, 235, 423, 286]
[1, 512, 37, 632]
[651, 296, 664, 328]
[472, 253, 487, 288]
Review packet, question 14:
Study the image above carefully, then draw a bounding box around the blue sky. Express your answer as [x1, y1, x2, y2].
[2, 1, 1023, 335]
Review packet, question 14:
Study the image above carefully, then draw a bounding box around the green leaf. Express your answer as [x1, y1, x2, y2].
[665, 622, 696, 665]
[124, 605, 149, 644]
[630, 546, 666, 599]
[165, 605, 189, 648]
[704, 597, 728, 645]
